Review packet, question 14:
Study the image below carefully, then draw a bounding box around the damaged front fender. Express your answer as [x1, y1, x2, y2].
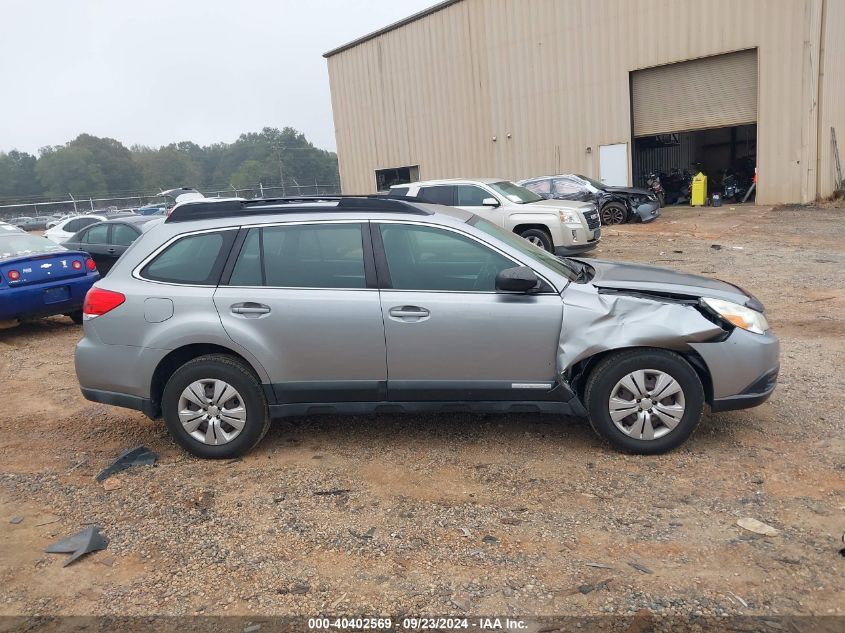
[557, 285, 725, 375]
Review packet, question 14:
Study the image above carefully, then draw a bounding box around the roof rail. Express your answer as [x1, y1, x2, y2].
[164, 195, 433, 223]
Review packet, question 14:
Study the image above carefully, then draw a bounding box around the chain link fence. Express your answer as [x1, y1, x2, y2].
[0, 181, 342, 221]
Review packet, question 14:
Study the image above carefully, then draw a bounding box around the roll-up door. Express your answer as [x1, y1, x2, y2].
[632, 49, 758, 137]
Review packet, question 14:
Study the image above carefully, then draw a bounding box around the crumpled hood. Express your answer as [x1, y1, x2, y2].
[604, 186, 653, 196]
[575, 258, 758, 307]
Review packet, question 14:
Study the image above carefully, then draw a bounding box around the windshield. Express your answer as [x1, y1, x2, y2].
[574, 174, 607, 191]
[0, 234, 66, 260]
[468, 217, 578, 281]
[488, 181, 543, 204]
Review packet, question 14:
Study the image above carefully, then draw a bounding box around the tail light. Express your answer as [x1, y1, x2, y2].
[86, 258, 97, 271]
[7, 270, 20, 281]
[72, 260, 82, 270]
[83, 287, 125, 318]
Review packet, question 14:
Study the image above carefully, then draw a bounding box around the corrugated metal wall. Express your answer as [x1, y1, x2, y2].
[817, 0, 845, 197]
[327, 0, 836, 203]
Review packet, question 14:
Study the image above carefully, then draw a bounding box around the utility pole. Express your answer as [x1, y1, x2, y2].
[68, 193, 78, 214]
[272, 144, 286, 196]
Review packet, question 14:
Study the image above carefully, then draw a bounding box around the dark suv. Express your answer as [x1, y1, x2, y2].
[519, 174, 660, 225]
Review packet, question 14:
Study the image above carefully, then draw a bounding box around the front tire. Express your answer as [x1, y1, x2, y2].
[584, 349, 704, 454]
[161, 354, 270, 458]
[518, 228, 553, 252]
[600, 202, 627, 225]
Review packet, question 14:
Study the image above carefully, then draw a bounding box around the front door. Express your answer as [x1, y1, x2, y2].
[454, 184, 505, 227]
[214, 221, 387, 403]
[374, 221, 563, 400]
[599, 143, 629, 186]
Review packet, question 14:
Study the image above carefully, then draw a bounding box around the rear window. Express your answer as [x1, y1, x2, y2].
[418, 186, 454, 205]
[141, 231, 230, 285]
[228, 223, 366, 289]
[0, 234, 65, 260]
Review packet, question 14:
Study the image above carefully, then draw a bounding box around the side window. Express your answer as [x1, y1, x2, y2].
[112, 224, 139, 247]
[379, 224, 515, 292]
[552, 179, 585, 196]
[229, 229, 262, 286]
[64, 218, 87, 233]
[229, 223, 366, 289]
[388, 187, 409, 197]
[417, 185, 455, 206]
[456, 185, 490, 206]
[141, 232, 228, 284]
[523, 180, 551, 195]
[83, 224, 109, 244]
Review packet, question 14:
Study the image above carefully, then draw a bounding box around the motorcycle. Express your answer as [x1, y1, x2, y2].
[644, 172, 665, 207]
[723, 171, 751, 203]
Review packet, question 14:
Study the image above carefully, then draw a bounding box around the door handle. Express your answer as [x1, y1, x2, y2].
[231, 302, 271, 317]
[388, 305, 430, 321]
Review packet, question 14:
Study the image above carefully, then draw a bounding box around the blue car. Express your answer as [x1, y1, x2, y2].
[0, 230, 100, 325]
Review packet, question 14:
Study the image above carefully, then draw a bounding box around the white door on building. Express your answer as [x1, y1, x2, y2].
[599, 143, 628, 186]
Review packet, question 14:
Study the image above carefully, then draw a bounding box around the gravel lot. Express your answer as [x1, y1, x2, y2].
[1, 203, 843, 622]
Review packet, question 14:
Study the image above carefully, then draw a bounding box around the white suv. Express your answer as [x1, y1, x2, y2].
[389, 178, 600, 255]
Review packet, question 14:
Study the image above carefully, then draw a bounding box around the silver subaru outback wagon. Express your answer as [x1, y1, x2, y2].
[75, 196, 779, 458]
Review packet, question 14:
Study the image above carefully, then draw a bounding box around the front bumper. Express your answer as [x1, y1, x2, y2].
[555, 226, 600, 256]
[634, 202, 660, 223]
[689, 327, 779, 412]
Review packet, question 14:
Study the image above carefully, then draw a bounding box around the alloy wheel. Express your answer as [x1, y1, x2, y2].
[608, 369, 685, 440]
[601, 205, 626, 225]
[177, 379, 247, 445]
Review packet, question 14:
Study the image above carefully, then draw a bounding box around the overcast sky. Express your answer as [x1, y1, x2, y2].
[0, 0, 435, 155]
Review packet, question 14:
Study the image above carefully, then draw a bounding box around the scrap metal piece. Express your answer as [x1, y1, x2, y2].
[95, 446, 158, 481]
[45, 526, 109, 566]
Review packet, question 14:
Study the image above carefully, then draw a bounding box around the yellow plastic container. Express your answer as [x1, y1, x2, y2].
[691, 172, 708, 207]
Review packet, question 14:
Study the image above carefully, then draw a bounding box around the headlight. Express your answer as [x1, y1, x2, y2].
[701, 297, 769, 334]
[558, 210, 582, 225]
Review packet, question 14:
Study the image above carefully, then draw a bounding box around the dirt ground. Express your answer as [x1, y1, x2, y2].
[1, 204, 843, 623]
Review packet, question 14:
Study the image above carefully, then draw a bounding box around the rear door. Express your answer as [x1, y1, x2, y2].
[105, 223, 141, 274]
[77, 223, 112, 271]
[214, 221, 387, 404]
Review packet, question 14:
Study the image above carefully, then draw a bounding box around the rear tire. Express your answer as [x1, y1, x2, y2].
[518, 228, 553, 252]
[584, 349, 704, 454]
[67, 311, 83, 325]
[162, 354, 270, 459]
[600, 202, 627, 225]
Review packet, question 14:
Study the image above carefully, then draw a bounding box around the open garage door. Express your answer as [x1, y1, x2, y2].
[632, 49, 758, 137]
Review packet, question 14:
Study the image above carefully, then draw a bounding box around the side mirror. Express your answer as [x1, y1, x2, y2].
[495, 266, 539, 293]
[482, 197, 500, 207]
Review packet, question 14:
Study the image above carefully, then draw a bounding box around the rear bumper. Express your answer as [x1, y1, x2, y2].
[0, 275, 96, 321]
[80, 387, 157, 418]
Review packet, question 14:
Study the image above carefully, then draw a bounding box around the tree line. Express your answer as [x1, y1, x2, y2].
[0, 127, 340, 203]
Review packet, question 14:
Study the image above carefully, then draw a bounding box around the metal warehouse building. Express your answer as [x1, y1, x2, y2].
[324, 0, 844, 204]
